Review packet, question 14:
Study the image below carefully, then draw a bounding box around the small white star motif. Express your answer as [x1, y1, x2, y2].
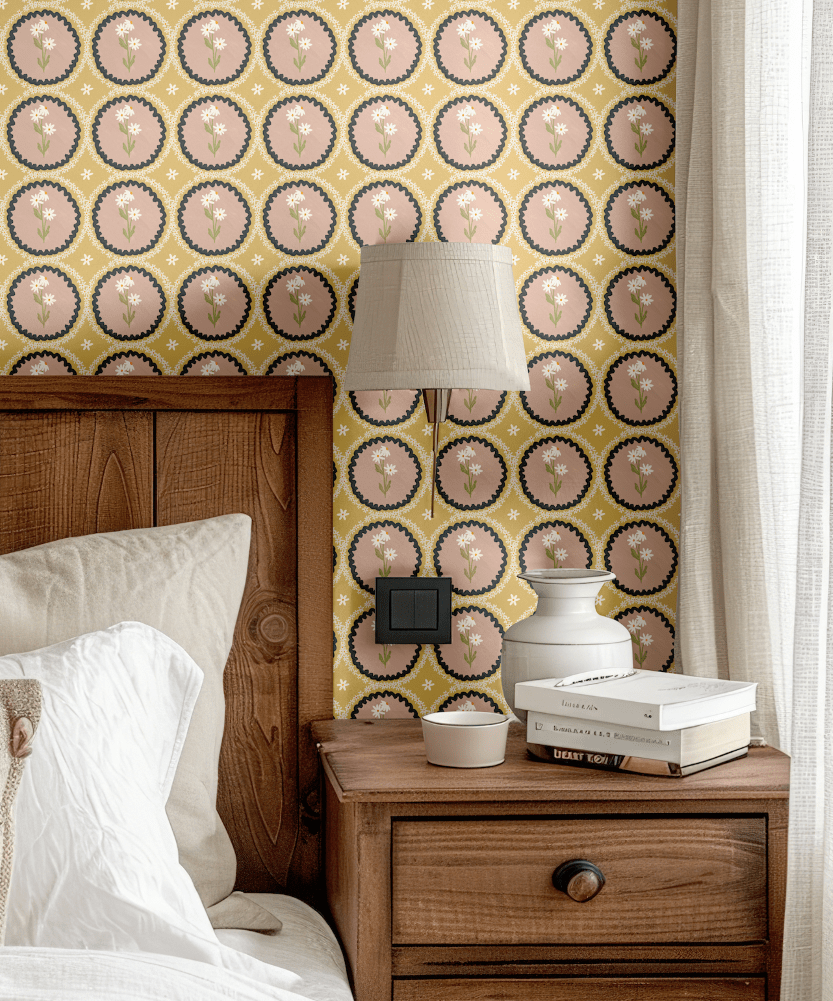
[337, 339, 349, 350]
[593, 0, 604, 8]
[81, 169, 92, 180]
[338, 254, 349, 265]
[337, 84, 349, 95]
[337, 169, 349, 180]
[508, 425, 519, 436]
[423, 168, 434, 180]
[252, 254, 263, 266]
[0, 86, 6, 96]
[337, 509, 349, 521]
[338, 425, 348, 436]
[422, 510, 434, 519]
[508, 84, 519, 95]
[593, 424, 605, 436]
[593, 509, 604, 521]
[252, 340, 263, 351]
[167, 340, 178, 351]
[512, 254, 520, 265]
[593, 339, 605, 351]
[252, 84, 263, 96]
[167, 84, 178, 95]
[593, 84, 604, 96]
[508, 0, 519, 7]
[593, 254, 605, 266]
[595, 594, 604, 606]
[81, 254, 93, 266]
[81, 0, 92, 7]
[593, 170, 604, 181]
[81, 84, 92, 96]
[337, 678, 348, 690]
[167, 0, 178, 9]
[252, 0, 263, 8]
[508, 169, 519, 181]
[167, 169, 178, 180]
[423, 84, 434, 95]
[507, 509, 519, 521]
[336, 594, 349, 606]
[423, 425, 433, 435]
[0, 171, 6, 180]
[167, 254, 178, 266]
[338, 0, 348, 8]
[252, 169, 263, 180]
[0, 340, 6, 350]
[81, 339, 93, 350]
[423, 678, 434, 690]
[0, 255, 6, 266]
[423, 0, 434, 8]
[508, 595, 519, 606]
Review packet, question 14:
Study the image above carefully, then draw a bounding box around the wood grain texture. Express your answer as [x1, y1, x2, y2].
[392, 979, 766, 1001]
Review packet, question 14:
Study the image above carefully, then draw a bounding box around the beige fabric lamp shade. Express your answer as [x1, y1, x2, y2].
[343, 242, 531, 392]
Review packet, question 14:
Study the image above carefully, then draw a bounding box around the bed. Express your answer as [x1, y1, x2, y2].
[0, 377, 349, 1000]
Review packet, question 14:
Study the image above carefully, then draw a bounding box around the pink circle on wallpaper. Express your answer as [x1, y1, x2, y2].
[433, 522, 506, 596]
[617, 607, 674, 672]
[520, 183, 592, 255]
[268, 353, 331, 378]
[349, 438, 421, 510]
[350, 390, 420, 425]
[264, 268, 335, 341]
[265, 11, 336, 84]
[93, 12, 164, 84]
[93, 269, 165, 341]
[519, 438, 591, 510]
[349, 11, 420, 84]
[434, 98, 506, 169]
[94, 97, 164, 170]
[9, 269, 79, 341]
[179, 11, 250, 83]
[436, 608, 502, 681]
[179, 97, 250, 169]
[605, 438, 678, 510]
[349, 184, 420, 246]
[349, 522, 421, 591]
[605, 268, 676, 341]
[265, 183, 336, 255]
[519, 522, 591, 573]
[605, 12, 676, 85]
[520, 11, 591, 84]
[606, 96, 674, 170]
[520, 98, 591, 169]
[435, 11, 506, 83]
[9, 12, 79, 84]
[522, 353, 592, 425]
[605, 182, 674, 255]
[447, 389, 504, 425]
[520, 267, 592, 341]
[94, 183, 165, 255]
[182, 352, 245, 376]
[349, 611, 418, 680]
[351, 693, 418, 719]
[11, 352, 74, 376]
[434, 184, 507, 245]
[179, 269, 250, 340]
[9, 98, 79, 170]
[605, 522, 677, 596]
[436, 437, 506, 510]
[9, 184, 79, 256]
[605, 352, 677, 425]
[97, 353, 161, 376]
[266, 97, 335, 169]
[349, 97, 420, 169]
[179, 183, 250, 256]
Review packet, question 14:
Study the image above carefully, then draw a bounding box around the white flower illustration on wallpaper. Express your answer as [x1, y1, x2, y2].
[542, 358, 567, 418]
[542, 18, 568, 75]
[628, 190, 652, 243]
[285, 359, 305, 375]
[115, 104, 141, 160]
[116, 18, 141, 75]
[286, 18, 311, 73]
[542, 529, 568, 568]
[542, 275, 567, 336]
[372, 18, 397, 76]
[30, 275, 54, 329]
[457, 104, 481, 159]
[115, 275, 141, 329]
[457, 190, 482, 243]
[457, 18, 482, 74]
[201, 275, 225, 328]
[627, 274, 652, 327]
[372, 444, 396, 497]
[30, 189, 54, 243]
[30, 18, 55, 75]
[30, 104, 54, 159]
[627, 444, 652, 497]
[542, 190, 568, 249]
[542, 444, 567, 501]
[200, 190, 225, 243]
[201, 18, 226, 75]
[627, 359, 652, 412]
[371, 189, 396, 243]
[116, 189, 141, 244]
[373, 529, 395, 576]
[628, 18, 654, 75]
[459, 699, 477, 711]
[201, 104, 225, 159]
[30, 360, 50, 375]
[286, 274, 312, 332]
[457, 528, 482, 583]
[627, 104, 653, 158]
[371, 103, 397, 160]
[286, 190, 311, 245]
[457, 445, 482, 497]
[287, 104, 311, 158]
[542, 105, 567, 159]
[114, 359, 135, 375]
[457, 615, 482, 669]
[627, 615, 653, 667]
[627, 529, 652, 583]
[201, 359, 221, 375]
[371, 699, 391, 718]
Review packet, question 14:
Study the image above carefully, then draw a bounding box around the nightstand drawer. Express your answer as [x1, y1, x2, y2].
[393, 978, 766, 1000]
[392, 816, 767, 945]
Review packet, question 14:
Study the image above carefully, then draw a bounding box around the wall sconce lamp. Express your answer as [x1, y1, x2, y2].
[343, 243, 531, 518]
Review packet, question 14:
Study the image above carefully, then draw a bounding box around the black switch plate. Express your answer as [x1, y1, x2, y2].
[375, 577, 452, 645]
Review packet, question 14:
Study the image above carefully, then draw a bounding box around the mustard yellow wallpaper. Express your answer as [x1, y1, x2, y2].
[0, 0, 677, 719]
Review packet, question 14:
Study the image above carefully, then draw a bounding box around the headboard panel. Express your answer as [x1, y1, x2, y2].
[0, 377, 333, 903]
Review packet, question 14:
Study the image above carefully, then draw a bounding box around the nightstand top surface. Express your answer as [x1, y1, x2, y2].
[312, 719, 790, 803]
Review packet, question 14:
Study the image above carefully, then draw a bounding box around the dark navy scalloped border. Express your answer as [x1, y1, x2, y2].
[347, 276, 360, 321]
[604, 265, 677, 342]
[8, 10, 80, 85]
[93, 95, 166, 171]
[435, 434, 507, 512]
[264, 96, 336, 171]
[518, 436, 593, 512]
[435, 689, 502, 713]
[347, 435, 422, 512]
[264, 10, 336, 85]
[447, 389, 506, 428]
[519, 10, 592, 85]
[433, 95, 508, 171]
[348, 9, 422, 85]
[8, 266, 80, 341]
[604, 95, 675, 172]
[604, 10, 677, 87]
[604, 436, 678, 512]
[433, 179, 508, 245]
[604, 180, 675, 258]
[348, 95, 422, 170]
[603, 520, 678, 597]
[349, 389, 421, 427]
[603, 350, 678, 427]
[263, 266, 336, 342]
[92, 266, 166, 342]
[8, 180, 80, 257]
[8, 95, 80, 171]
[348, 609, 419, 681]
[177, 9, 250, 85]
[177, 95, 250, 171]
[93, 181, 166, 257]
[9, 349, 76, 375]
[176, 266, 251, 342]
[347, 519, 423, 594]
[92, 10, 165, 86]
[181, 350, 246, 375]
[266, 351, 336, 396]
[350, 690, 418, 718]
[519, 520, 592, 573]
[520, 350, 593, 428]
[520, 181, 593, 257]
[347, 181, 422, 247]
[432, 520, 507, 597]
[94, 350, 162, 375]
[614, 604, 675, 673]
[436, 608, 504, 681]
[519, 265, 593, 342]
[520, 95, 593, 171]
[177, 180, 250, 257]
[264, 181, 336, 257]
[433, 9, 507, 86]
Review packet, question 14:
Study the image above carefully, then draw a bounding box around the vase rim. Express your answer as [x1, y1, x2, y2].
[517, 568, 616, 583]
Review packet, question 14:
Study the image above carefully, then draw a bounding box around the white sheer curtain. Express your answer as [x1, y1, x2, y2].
[677, 1, 832, 997]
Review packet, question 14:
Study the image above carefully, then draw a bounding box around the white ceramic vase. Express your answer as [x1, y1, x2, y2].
[500, 568, 633, 721]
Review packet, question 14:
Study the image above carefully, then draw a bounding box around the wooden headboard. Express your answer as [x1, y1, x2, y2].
[0, 376, 333, 905]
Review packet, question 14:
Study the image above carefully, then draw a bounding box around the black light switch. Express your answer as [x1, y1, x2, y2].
[414, 590, 437, 629]
[375, 577, 452, 644]
[390, 589, 415, 629]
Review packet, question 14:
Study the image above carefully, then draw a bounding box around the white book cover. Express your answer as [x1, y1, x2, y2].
[515, 669, 757, 730]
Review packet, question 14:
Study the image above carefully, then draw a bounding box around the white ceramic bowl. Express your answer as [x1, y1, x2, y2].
[421, 711, 510, 768]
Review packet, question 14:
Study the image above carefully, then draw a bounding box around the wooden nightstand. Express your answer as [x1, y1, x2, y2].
[313, 719, 789, 1001]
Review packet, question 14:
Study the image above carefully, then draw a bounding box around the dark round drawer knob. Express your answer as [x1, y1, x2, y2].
[552, 859, 606, 902]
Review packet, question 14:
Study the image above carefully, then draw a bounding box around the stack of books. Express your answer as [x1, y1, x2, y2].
[515, 669, 757, 777]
